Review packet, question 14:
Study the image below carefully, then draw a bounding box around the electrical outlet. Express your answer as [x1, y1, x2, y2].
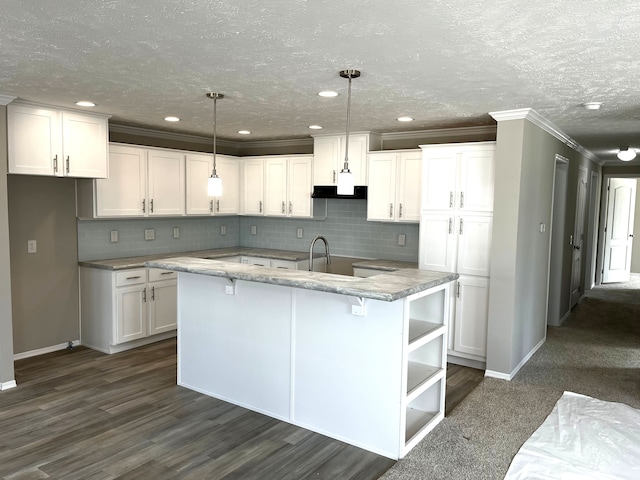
[296, 228, 303, 238]
[251, 225, 257, 235]
[110, 230, 118, 243]
[539, 223, 546, 233]
[398, 234, 406, 246]
[220, 225, 227, 235]
[27, 240, 37, 254]
[144, 228, 155, 240]
[173, 227, 180, 239]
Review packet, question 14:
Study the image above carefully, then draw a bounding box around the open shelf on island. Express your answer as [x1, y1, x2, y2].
[407, 362, 444, 399]
[408, 319, 446, 350]
[404, 378, 444, 447]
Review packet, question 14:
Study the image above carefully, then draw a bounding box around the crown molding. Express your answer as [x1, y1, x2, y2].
[381, 125, 496, 141]
[0, 94, 17, 106]
[489, 108, 603, 165]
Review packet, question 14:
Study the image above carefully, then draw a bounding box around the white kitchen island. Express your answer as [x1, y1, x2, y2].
[145, 257, 457, 460]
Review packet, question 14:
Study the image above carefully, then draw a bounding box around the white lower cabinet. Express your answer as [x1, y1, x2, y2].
[241, 256, 326, 271]
[449, 275, 490, 361]
[80, 266, 177, 354]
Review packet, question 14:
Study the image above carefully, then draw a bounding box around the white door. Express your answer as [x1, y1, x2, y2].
[7, 104, 59, 176]
[149, 280, 177, 335]
[288, 157, 312, 217]
[96, 145, 147, 217]
[396, 152, 422, 222]
[421, 148, 457, 211]
[457, 147, 495, 212]
[185, 153, 213, 215]
[242, 158, 264, 215]
[367, 152, 397, 221]
[215, 156, 241, 215]
[62, 112, 108, 178]
[419, 213, 456, 273]
[570, 167, 588, 307]
[264, 158, 288, 216]
[456, 215, 492, 276]
[602, 178, 637, 283]
[116, 285, 147, 344]
[147, 149, 185, 216]
[453, 276, 489, 357]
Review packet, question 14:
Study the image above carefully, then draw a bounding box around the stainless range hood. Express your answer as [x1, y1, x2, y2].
[311, 185, 367, 199]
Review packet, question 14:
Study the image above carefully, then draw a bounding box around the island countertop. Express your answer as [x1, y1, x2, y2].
[145, 256, 458, 302]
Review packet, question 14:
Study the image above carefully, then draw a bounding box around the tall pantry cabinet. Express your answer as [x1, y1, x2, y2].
[419, 142, 495, 367]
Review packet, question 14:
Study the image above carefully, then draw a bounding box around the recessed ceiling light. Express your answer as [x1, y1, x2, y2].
[583, 102, 602, 110]
[164, 116, 180, 122]
[318, 91, 338, 98]
[238, 130, 251, 135]
[75, 101, 96, 107]
[397, 116, 414, 122]
[309, 125, 323, 130]
[617, 147, 636, 161]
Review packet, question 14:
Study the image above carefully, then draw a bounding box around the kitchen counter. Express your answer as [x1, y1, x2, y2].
[145, 256, 456, 302]
[79, 247, 325, 270]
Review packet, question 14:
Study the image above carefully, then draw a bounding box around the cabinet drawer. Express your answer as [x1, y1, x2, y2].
[115, 269, 147, 287]
[148, 268, 177, 282]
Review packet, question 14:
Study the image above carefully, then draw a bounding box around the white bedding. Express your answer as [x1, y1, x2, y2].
[504, 391, 640, 480]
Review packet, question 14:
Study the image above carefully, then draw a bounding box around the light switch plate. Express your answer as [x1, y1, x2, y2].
[220, 225, 227, 235]
[398, 234, 406, 246]
[110, 230, 118, 243]
[296, 228, 303, 238]
[27, 240, 37, 254]
[144, 228, 155, 240]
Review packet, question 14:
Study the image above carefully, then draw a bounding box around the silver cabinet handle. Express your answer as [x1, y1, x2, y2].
[282, 201, 285, 214]
[150, 199, 154, 213]
[66, 156, 70, 174]
[142, 199, 146, 213]
[151, 286, 155, 301]
[126, 275, 141, 280]
[460, 192, 465, 208]
[333, 170, 336, 183]
[259, 200, 263, 213]
[289, 201, 292, 214]
[210, 199, 213, 213]
[399, 203, 403, 218]
[459, 218, 464, 235]
[53, 155, 58, 173]
[457, 282, 461, 298]
[449, 191, 454, 208]
[216, 199, 220, 212]
[389, 203, 393, 218]
[160, 271, 174, 276]
[142, 288, 147, 302]
[448, 218, 453, 234]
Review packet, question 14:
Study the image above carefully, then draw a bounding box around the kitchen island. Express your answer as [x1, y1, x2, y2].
[145, 257, 458, 459]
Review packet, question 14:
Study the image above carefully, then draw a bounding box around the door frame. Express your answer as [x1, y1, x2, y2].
[596, 173, 640, 285]
[584, 171, 601, 290]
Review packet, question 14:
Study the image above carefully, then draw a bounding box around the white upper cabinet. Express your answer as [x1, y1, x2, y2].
[367, 150, 421, 222]
[287, 156, 313, 217]
[147, 149, 185, 216]
[242, 157, 265, 216]
[264, 157, 288, 216]
[312, 133, 380, 187]
[8, 103, 109, 178]
[96, 144, 146, 217]
[421, 142, 495, 212]
[186, 153, 240, 215]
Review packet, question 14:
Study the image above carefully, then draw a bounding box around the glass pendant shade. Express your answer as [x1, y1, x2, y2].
[208, 175, 223, 196]
[337, 170, 354, 195]
[617, 147, 636, 161]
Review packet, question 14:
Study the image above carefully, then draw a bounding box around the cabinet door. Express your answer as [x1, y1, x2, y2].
[271, 259, 298, 270]
[242, 158, 264, 215]
[367, 152, 397, 221]
[148, 280, 177, 335]
[419, 213, 456, 273]
[185, 153, 213, 215]
[215, 156, 241, 215]
[457, 215, 492, 276]
[288, 156, 312, 217]
[241, 256, 269, 266]
[148, 149, 185, 216]
[264, 158, 288, 216]
[96, 145, 147, 217]
[453, 276, 489, 357]
[116, 284, 148, 344]
[7, 104, 59, 176]
[396, 152, 422, 222]
[457, 147, 495, 212]
[61, 112, 108, 178]
[312, 136, 340, 186]
[341, 134, 368, 186]
[421, 148, 457, 211]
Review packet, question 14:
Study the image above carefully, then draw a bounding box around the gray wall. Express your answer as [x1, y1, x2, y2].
[0, 105, 15, 387]
[633, 179, 640, 273]
[487, 118, 600, 377]
[8, 176, 80, 354]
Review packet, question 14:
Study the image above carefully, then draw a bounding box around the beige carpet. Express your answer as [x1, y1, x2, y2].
[381, 274, 640, 480]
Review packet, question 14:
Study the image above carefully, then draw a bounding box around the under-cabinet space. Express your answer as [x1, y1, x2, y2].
[405, 378, 444, 448]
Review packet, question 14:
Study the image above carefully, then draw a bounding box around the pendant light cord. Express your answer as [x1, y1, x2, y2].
[343, 73, 352, 172]
[213, 95, 217, 176]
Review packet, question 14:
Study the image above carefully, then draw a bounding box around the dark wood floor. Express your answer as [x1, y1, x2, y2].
[0, 339, 482, 480]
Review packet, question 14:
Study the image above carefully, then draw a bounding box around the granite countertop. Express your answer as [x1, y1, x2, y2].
[145, 256, 458, 302]
[79, 247, 325, 270]
[352, 259, 418, 271]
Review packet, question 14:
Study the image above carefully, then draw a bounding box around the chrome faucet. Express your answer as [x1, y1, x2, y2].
[309, 235, 331, 271]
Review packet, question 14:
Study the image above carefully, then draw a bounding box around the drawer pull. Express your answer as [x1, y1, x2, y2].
[126, 275, 141, 280]
[160, 271, 174, 276]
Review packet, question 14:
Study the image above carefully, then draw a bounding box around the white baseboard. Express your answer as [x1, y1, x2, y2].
[13, 339, 81, 361]
[485, 336, 546, 381]
[1, 380, 17, 391]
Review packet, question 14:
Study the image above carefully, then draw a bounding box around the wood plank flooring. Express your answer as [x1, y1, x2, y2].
[0, 340, 482, 480]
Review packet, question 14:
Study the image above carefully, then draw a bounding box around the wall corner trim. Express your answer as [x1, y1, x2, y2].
[489, 108, 603, 166]
[0, 380, 17, 391]
[0, 94, 17, 106]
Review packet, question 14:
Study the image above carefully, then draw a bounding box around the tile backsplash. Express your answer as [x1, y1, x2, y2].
[77, 199, 419, 262]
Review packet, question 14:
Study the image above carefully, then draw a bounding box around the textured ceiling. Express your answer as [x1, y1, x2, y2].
[1, 0, 640, 163]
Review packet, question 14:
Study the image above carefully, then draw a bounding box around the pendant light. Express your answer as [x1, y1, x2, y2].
[337, 69, 360, 195]
[617, 146, 636, 162]
[207, 92, 224, 197]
